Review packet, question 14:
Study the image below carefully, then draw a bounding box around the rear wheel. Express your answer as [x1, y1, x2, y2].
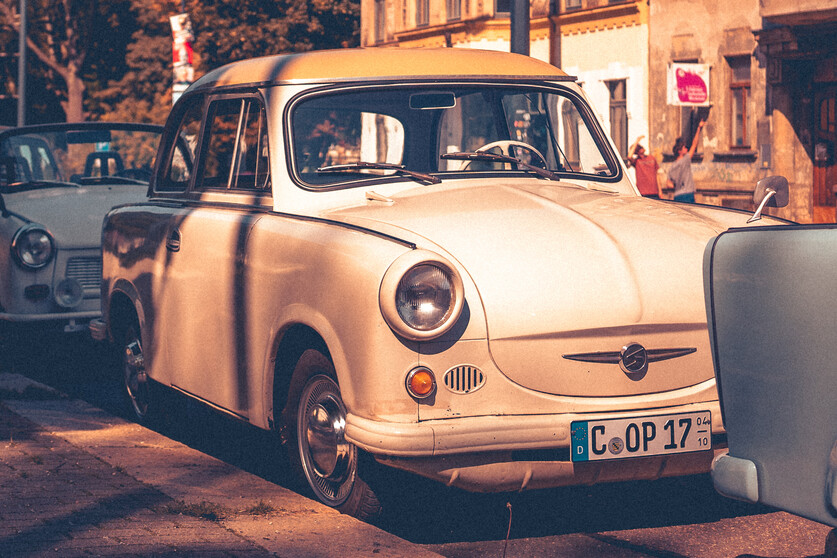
[120, 322, 154, 424]
[288, 349, 381, 519]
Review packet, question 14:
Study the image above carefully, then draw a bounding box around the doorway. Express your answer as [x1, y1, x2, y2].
[813, 85, 837, 223]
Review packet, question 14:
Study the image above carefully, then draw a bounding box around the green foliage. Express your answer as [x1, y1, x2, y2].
[1, 0, 360, 124]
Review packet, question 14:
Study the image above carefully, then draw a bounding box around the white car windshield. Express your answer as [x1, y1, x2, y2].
[290, 84, 620, 188]
[0, 125, 161, 191]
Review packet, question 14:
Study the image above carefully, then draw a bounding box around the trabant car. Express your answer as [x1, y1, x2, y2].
[705, 180, 837, 527]
[97, 48, 788, 517]
[0, 122, 161, 341]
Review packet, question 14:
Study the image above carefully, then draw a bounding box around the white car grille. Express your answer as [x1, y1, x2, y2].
[66, 256, 102, 289]
[443, 365, 485, 394]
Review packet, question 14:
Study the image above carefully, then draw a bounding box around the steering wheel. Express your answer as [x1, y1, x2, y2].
[461, 140, 548, 171]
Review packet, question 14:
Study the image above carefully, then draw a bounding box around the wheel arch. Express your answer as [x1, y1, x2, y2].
[106, 279, 145, 344]
[269, 323, 330, 434]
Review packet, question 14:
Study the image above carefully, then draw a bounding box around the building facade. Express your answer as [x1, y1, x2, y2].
[360, 0, 837, 222]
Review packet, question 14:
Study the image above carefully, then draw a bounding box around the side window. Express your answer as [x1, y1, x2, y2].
[197, 96, 271, 192]
[161, 97, 203, 192]
[198, 98, 241, 190]
[231, 100, 270, 191]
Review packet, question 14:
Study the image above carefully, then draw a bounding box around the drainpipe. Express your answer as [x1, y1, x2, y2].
[510, 0, 530, 56]
[17, 0, 26, 126]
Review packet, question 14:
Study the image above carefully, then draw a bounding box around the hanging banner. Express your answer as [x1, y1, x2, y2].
[667, 63, 710, 107]
[170, 13, 195, 105]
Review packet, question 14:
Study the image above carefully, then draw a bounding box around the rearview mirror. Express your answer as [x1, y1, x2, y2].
[748, 175, 789, 223]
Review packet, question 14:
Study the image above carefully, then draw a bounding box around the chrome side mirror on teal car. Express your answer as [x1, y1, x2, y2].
[748, 175, 789, 223]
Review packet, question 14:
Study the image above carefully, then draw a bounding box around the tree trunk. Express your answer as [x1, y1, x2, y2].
[62, 70, 85, 122]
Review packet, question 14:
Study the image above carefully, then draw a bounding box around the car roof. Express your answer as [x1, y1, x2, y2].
[188, 48, 572, 92]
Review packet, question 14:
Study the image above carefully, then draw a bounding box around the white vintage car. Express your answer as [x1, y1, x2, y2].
[0, 123, 161, 340]
[705, 181, 837, 527]
[96, 48, 788, 517]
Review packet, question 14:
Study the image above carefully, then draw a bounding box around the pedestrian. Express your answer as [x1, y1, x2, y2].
[627, 136, 661, 199]
[666, 120, 705, 203]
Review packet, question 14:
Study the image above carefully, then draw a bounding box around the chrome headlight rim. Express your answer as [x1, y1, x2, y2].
[379, 250, 465, 341]
[11, 224, 55, 270]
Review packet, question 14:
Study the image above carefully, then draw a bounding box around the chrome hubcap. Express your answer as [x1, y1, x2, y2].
[306, 395, 350, 479]
[298, 375, 356, 505]
[124, 333, 149, 419]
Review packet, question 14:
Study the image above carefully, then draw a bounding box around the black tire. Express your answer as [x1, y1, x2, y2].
[119, 322, 156, 425]
[287, 349, 382, 519]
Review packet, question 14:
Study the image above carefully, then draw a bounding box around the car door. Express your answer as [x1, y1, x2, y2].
[707, 225, 837, 527]
[154, 93, 271, 419]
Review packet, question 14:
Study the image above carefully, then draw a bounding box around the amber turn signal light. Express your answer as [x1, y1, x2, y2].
[406, 366, 436, 399]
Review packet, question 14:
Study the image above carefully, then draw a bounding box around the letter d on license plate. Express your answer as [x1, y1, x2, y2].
[571, 411, 711, 462]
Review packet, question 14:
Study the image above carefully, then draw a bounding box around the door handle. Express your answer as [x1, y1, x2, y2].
[166, 228, 181, 252]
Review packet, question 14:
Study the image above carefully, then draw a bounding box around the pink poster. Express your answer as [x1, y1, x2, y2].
[668, 63, 710, 107]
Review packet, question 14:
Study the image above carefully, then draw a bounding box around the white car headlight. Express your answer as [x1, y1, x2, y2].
[12, 225, 55, 269]
[380, 250, 464, 341]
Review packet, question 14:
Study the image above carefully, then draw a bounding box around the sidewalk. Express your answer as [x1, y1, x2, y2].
[0, 373, 443, 558]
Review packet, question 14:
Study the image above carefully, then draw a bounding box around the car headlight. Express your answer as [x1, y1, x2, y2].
[55, 278, 84, 308]
[12, 225, 55, 269]
[380, 250, 464, 341]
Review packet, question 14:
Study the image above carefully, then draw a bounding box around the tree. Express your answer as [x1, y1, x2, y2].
[1, 0, 360, 124]
[98, 0, 360, 124]
[0, 0, 137, 122]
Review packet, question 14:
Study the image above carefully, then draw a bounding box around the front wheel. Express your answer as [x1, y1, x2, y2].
[289, 349, 381, 519]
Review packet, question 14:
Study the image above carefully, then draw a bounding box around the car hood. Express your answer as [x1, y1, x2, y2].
[2, 185, 147, 249]
[327, 180, 775, 397]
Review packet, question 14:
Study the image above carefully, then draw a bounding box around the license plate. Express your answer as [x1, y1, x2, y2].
[571, 410, 711, 462]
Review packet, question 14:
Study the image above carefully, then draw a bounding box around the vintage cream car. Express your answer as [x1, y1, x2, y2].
[96, 48, 787, 517]
[0, 123, 161, 341]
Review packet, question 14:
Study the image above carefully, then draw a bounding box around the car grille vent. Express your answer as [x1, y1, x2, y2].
[66, 257, 102, 289]
[443, 365, 485, 394]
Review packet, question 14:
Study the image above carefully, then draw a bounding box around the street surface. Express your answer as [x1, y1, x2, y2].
[2, 326, 834, 558]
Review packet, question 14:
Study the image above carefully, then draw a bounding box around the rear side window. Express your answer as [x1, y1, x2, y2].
[196, 96, 271, 192]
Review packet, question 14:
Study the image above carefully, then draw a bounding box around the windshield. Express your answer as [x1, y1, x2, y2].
[290, 84, 619, 188]
[0, 125, 161, 191]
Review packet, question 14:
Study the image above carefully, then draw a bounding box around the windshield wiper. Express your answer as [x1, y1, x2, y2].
[317, 162, 441, 185]
[441, 151, 563, 182]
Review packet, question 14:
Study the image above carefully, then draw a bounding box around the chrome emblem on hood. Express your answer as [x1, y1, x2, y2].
[619, 342, 648, 376]
[562, 345, 697, 380]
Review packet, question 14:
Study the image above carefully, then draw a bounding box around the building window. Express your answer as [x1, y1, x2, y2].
[448, 0, 461, 20]
[565, 0, 582, 10]
[608, 80, 628, 159]
[375, 0, 386, 44]
[417, 0, 430, 26]
[496, 0, 510, 14]
[729, 56, 751, 148]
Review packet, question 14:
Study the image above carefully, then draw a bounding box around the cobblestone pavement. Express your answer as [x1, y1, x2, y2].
[0, 373, 442, 558]
[0, 403, 272, 558]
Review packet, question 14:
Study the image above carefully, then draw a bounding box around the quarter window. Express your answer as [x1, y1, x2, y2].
[161, 97, 202, 192]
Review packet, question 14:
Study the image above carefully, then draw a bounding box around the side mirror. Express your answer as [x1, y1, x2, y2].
[748, 175, 789, 223]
